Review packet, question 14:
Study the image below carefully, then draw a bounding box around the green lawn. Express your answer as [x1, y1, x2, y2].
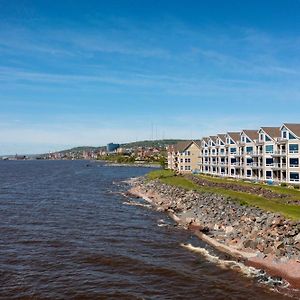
[197, 174, 300, 197]
[147, 170, 300, 220]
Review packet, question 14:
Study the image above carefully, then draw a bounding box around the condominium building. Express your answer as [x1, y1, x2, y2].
[167, 140, 201, 173]
[168, 123, 300, 184]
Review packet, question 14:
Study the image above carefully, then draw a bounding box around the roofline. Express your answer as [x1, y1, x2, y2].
[281, 124, 300, 138]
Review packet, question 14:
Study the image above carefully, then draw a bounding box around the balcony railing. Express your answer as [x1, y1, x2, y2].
[272, 163, 287, 169]
[272, 151, 287, 156]
[251, 152, 263, 157]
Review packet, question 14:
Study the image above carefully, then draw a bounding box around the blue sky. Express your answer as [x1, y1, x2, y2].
[1, 0, 300, 154]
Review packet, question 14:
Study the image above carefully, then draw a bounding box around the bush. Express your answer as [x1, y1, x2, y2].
[281, 183, 287, 187]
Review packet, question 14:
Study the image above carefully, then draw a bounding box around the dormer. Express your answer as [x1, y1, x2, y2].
[241, 130, 258, 144]
[217, 134, 226, 146]
[258, 127, 280, 142]
[225, 132, 240, 145]
[280, 124, 300, 140]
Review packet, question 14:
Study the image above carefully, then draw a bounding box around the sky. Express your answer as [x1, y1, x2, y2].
[1, 0, 300, 154]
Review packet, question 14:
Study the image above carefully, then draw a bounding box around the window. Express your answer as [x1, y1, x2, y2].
[247, 170, 252, 176]
[180, 166, 183, 170]
[289, 144, 299, 153]
[260, 133, 263, 141]
[265, 145, 274, 153]
[242, 136, 245, 142]
[231, 169, 235, 175]
[180, 158, 183, 163]
[246, 146, 253, 153]
[247, 158, 253, 164]
[230, 139, 235, 144]
[290, 172, 299, 181]
[266, 158, 274, 166]
[282, 131, 287, 139]
[231, 158, 236, 164]
[266, 171, 272, 178]
[220, 141, 224, 145]
[265, 135, 271, 142]
[186, 151, 191, 155]
[212, 149, 215, 154]
[230, 147, 236, 154]
[289, 133, 296, 140]
[246, 137, 251, 143]
[290, 158, 299, 167]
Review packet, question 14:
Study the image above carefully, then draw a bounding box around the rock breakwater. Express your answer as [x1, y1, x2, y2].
[129, 177, 300, 288]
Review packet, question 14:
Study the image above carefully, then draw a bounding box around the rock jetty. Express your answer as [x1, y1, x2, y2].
[129, 177, 300, 288]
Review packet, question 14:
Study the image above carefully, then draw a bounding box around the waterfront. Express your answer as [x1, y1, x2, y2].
[0, 161, 291, 299]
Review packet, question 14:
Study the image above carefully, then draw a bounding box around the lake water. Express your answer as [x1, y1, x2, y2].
[0, 160, 294, 299]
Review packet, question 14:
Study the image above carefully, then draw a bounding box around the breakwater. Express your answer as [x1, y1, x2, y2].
[129, 176, 300, 294]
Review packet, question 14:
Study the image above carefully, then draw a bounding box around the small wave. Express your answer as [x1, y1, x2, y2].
[181, 243, 259, 276]
[181, 243, 290, 292]
[123, 201, 152, 209]
[157, 219, 170, 227]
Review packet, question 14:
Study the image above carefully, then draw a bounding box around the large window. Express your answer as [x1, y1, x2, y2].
[265, 145, 274, 153]
[290, 172, 299, 181]
[265, 135, 271, 142]
[265, 158, 274, 166]
[246, 146, 253, 153]
[290, 158, 299, 167]
[266, 171, 272, 178]
[247, 170, 252, 176]
[289, 144, 299, 153]
[247, 158, 253, 164]
[230, 147, 236, 154]
[231, 158, 236, 164]
[289, 133, 297, 140]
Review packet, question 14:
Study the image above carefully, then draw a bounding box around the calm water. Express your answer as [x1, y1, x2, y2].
[0, 160, 293, 299]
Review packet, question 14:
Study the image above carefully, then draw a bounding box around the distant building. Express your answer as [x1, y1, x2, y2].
[107, 143, 120, 153]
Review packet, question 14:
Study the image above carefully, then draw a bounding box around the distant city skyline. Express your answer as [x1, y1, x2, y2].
[1, 0, 300, 154]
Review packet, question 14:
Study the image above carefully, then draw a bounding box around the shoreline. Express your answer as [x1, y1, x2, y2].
[128, 178, 300, 290]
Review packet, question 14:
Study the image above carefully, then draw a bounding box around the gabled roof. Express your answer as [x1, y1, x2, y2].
[282, 123, 300, 138]
[217, 134, 226, 143]
[173, 140, 192, 152]
[173, 140, 201, 152]
[260, 127, 281, 139]
[209, 136, 218, 143]
[242, 129, 259, 141]
[202, 137, 209, 144]
[193, 140, 202, 148]
[227, 132, 241, 143]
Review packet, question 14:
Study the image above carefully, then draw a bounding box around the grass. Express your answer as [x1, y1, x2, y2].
[196, 174, 300, 199]
[147, 170, 300, 220]
[147, 169, 175, 180]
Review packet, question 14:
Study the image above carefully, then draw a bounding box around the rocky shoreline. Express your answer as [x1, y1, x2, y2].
[128, 176, 300, 289]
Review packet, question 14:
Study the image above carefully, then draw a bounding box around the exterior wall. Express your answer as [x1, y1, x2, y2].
[170, 125, 300, 185]
[177, 143, 201, 173]
[168, 142, 201, 173]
